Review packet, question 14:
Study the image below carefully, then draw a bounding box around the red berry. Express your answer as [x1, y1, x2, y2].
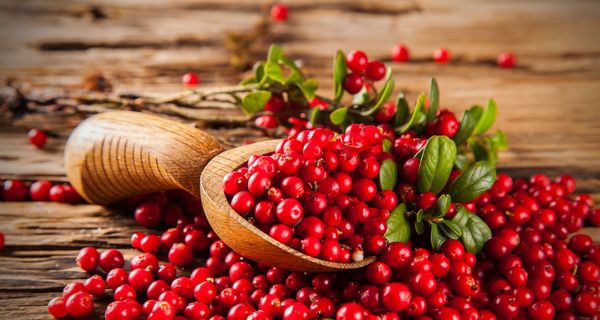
[28, 128, 47, 148]
[366, 262, 392, 286]
[365, 61, 386, 81]
[65, 291, 94, 319]
[105, 301, 133, 320]
[276, 198, 304, 225]
[168, 243, 193, 266]
[433, 48, 451, 63]
[83, 275, 105, 296]
[271, 3, 289, 22]
[381, 282, 411, 312]
[265, 93, 285, 112]
[182, 72, 200, 87]
[76, 247, 99, 272]
[282, 302, 310, 320]
[99, 249, 124, 272]
[527, 300, 554, 320]
[135, 201, 162, 228]
[3, 180, 28, 201]
[114, 284, 137, 301]
[336, 303, 365, 320]
[48, 296, 68, 318]
[343, 73, 364, 94]
[391, 44, 410, 62]
[416, 192, 437, 210]
[382, 242, 412, 269]
[231, 191, 255, 215]
[573, 292, 599, 316]
[497, 52, 516, 68]
[255, 115, 278, 129]
[30, 180, 53, 201]
[346, 50, 368, 72]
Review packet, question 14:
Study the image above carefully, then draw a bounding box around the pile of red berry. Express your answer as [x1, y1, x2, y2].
[225, 125, 396, 262]
[1, 179, 82, 203]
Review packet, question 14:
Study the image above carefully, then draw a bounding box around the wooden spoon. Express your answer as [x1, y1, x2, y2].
[65, 111, 375, 272]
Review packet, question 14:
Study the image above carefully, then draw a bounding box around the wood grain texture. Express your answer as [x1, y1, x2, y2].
[0, 0, 599, 318]
[64, 111, 222, 203]
[201, 139, 375, 272]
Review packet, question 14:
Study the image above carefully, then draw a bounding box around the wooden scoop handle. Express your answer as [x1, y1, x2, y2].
[64, 111, 223, 204]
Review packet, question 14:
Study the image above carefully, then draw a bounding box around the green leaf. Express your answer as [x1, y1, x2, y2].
[417, 136, 457, 194]
[415, 220, 425, 235]
[281, 57, 305, 79]
[490, 129, 508, 149]
[241, 90, 272, 114]
[455, 154, 470, 171]
[430, 223, 449, 250]
[441, 220, 462, 237]
[298, 79, 319, 101]
[329, 107, 348, 125]
[333, 50, 347, 102]
[470, 139, 489, 162]
[446, 161, 496, 203]
[394, 93, 410, 127]
[450, 205, 492, 254]
[361, 72, 395, 116]
[384, 204, 410, 243]
[427, 78, 439, 123]
[382, 139, 392, 153]
[267, 44, 283, 62]
[398, 93, 426, 133]
[262, 61, 285, 84]
[309, 106, 322, 126]
[473, 99, 497, 135]
[379, 159, 398, 191]
[429, 194, 451, 218]
[454, 105, 484, 145]
[416, 209, 425, 223]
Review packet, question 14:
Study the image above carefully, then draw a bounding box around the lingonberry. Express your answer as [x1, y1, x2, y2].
[381, 282, 411, 312]
[309, 297, 335, 319]
[182, 72, 200, 87]
[99, 249, 124, 272]
[114, 284, 137, 301]
[352, 178, 377, 202]
[550, 289, 573, 312]
[365, 261, 391, 286]
[441, 239, 465, 262]
[3, 180, 28, 201]
[382, 242, 412, 269]
[276, 198, 304, 225]
[151, 300, 175, 319]
[301, 191, 327, 215]
[128, 268, 154, 292]
[29, 180, 52, 201]
[452, 273, 480, 297]
[75, 247, 99, 272]
[577, 261, 600, 282]
[573, 292, 599, 316]
[490, 294, 519, 319]
[168, 243, 193, 266]
[513, 286, 534, 308]
[271, 3, 289, 22]
[416, 192, 437, 210]
[255, 115, 278, 129]
[319, 239, 341, 262]
[410, 271, 437, 295]
[497, 52, 516, 68]
[83, 275, 105, 297]
[48, 296, 68, 318]
[135, 201, 161, 228]
[65, 291, 94, 319]
[433, 48, 451, 63]
[391, 44, 410, 62]
[528, 278, 551, 300]
[105, 300, 132, 320]
[270, 224, 293, 244]
[343, 73, 364, 94]
[147, 280, 169, 300]
[336, 303, 365, 320]
[231, 191, 255, 215]
[346, 50, 368, 72]
[365, 61, 386, 81]
[28, 128, 47, 148]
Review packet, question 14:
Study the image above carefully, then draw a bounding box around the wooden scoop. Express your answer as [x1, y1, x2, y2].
[64, 111, 374, 272]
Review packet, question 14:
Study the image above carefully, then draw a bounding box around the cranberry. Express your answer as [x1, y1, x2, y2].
[442, 239, 465, 261]
[65, 291, 93, 319]
[168, 243, 193, 266]
[29, 180, 52, 201]
[573, 292, 599, 316]
[347, 50, 368, 72]
[99, 249, 124, 272]
[75, 247, 99, 272]
[336, 303, 365, 320]
[410, 271, 437, 295]
[452, 273, 479, 297]
[416, 192, 437, 210]
[490, 294, 519, 319]
[182, 72, 200, 87]
[365, 61, 386, 81]
[497, 52, 516, 68]
[276, 198, 304, 225]
[343, 73, 364, 94]
[231, 191, 255, 215]
[3, 180, 28, 201]
[105, 301, 132, 320]
[352, 179, 377, 202]
[381, 282, 411, 312]
[271, 3, 289, 22]
[391, 44, 410, 62]
[83, 275, 105, 296]
[269, 224, 293, 244]
[282, 302, 310, 320]
[433, 48, 451, 63]
[382, 242, 412, 269]
[28, 128, 47, 148]
[141, 234, 161, 254]
[48, 296, 68, 318]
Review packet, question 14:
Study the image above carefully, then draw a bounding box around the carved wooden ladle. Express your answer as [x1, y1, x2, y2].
[64, 111, 375, 272]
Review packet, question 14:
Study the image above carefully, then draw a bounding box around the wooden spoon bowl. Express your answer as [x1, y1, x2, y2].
[65, 111, 374, 272]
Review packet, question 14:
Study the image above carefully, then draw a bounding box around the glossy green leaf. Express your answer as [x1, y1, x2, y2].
[415, 220, 425, 235]
[298, 79, 319, 100]
[379, 159, 398, 191]
[309, 106, 322, 126]
[455, 154, 470, 171]
[267, 44, 283, 62]
[329, 107, 348, 125]
[361, 73, 394, 116]
[333, 50, 347, 102]
[454, 105, 484, 145]
[430, 194, 451, 218]
[450, 205, 492, 254]
[398, 93, 426, 133]
[473, 99, 497, 135]
[446, 161, 496, 203]
[394, 93, 410, 127]
[384, 204, 410, 243]
[441, 220, 462, 237]
[281, 57, 305, 79]
[430, 223, 449, 250]
[241, 90, 272, 114]
[382, 139, 392, 153]
[262, 61, 285, 84]
[427, 78, 439, 123]
[417, 136, 457, 194]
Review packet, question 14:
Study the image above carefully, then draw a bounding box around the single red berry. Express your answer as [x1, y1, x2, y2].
[282, 302, 310, 320]
[497, 52, 516, 68]
[276, 198, 304, 225]
[114, 284, 137, 301]
[374, 102, 397, 123]
[366, 261, 392, 286]
[30, 180, 53, 201]
[265, 93, 285, 112]
[416, 192, 437, 210]
[182, 72, 200, 87]
[48, 296, 68, 318]
[433, 48, 451, 63]
[28, 128, 47, 148]
[365, 61, 386, 81]
[382, 242, 412, 269]
[381, 282, 411, 312]
[3, 180, 28, 201]
[347, 50, 368, 72]
[76, 247, 99, 272]
[65, 291, 94, 319]
[99, 249, 124, 272]
[135, 201, 162, 228]
[83, 275, 105, 297]
[410, 271, 437, 295]
[271, 3, 289, 22]
[391, 44, 410, 62]
[336, 303, 365, 320]
[106, 268, 128, 290]
[168, 243, 193, 266]
[230, 191, 255, 215]
[105, 301, 133, 320]
[343, 73, 364, 94]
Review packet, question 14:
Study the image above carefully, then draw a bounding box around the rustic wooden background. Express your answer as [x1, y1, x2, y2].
[0, 0, 599, 318]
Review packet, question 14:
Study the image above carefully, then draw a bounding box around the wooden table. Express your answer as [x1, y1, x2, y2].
[0, 0, 599, 318]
